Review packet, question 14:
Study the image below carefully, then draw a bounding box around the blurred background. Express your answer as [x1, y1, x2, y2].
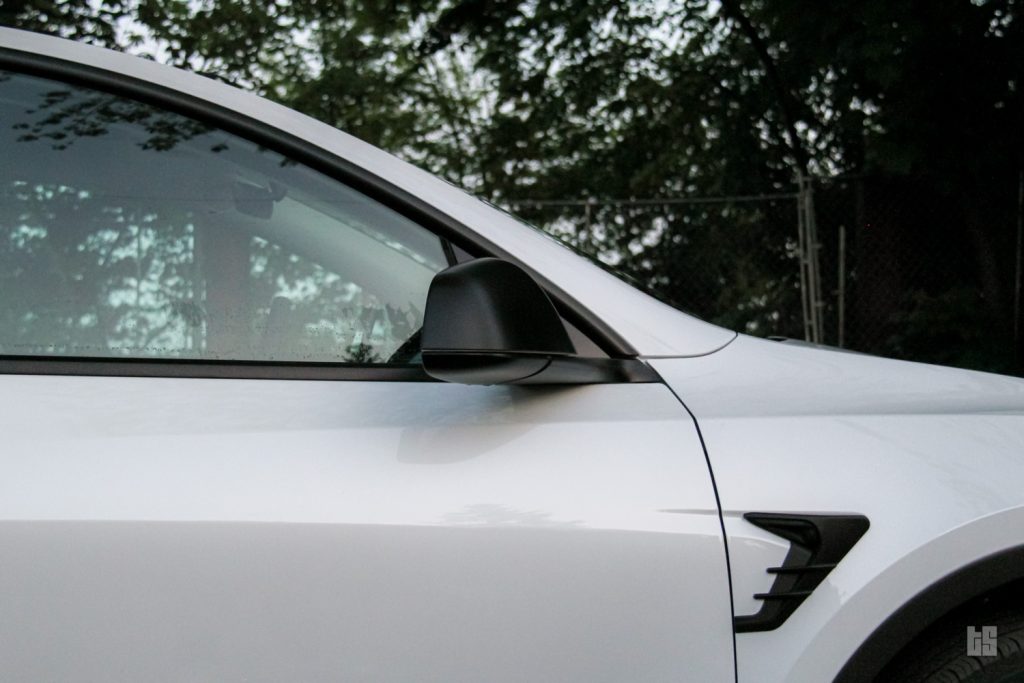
[3, 0, 1023, 373]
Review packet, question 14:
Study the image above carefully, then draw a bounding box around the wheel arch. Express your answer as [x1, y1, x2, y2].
[834, 544, 1024, 682]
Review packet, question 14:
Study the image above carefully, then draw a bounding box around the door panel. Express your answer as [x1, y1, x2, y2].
[0, 374, 733, 681]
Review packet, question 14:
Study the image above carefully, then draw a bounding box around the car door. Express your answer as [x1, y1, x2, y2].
[0, 63, 734, 682]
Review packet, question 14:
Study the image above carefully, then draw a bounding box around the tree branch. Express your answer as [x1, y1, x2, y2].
[718, 0, 810, 176]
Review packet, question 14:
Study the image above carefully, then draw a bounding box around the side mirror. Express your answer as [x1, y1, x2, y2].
[421, 258, 575, 384]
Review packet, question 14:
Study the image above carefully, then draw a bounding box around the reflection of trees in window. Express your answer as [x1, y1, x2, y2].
[248, 237, 422, 363]
[0, 71, 437, 364]
[0, 184, 426, 361]
[0, 181, 200, 356]
[8, 77, 215, 152]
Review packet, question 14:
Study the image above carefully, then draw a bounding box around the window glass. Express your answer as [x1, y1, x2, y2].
[0, 70, 447, 364]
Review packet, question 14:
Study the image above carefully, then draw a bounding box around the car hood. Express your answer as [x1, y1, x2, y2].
[651, 334, 1024, 418]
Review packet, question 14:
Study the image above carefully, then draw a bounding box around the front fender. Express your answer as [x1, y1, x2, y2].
[651, 336, 1024, 682]
[807, 507, 1024, 681]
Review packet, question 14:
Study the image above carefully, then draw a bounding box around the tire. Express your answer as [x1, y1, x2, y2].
[879, 586, 1024, 682]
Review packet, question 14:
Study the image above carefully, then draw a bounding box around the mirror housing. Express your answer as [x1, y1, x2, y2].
[421, 258, 575, 384]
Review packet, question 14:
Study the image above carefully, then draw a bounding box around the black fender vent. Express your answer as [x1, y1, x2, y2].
[734, 513, 870, 633]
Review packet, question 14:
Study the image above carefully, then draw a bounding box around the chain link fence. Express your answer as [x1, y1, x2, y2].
[507, 174, 1024, 374]
[507, 193, 804, 341]
[814, 176, 1017, 372]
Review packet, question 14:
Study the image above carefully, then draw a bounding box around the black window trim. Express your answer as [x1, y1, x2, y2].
[0, 355, 433, 382]
[0, 46, 639, 383]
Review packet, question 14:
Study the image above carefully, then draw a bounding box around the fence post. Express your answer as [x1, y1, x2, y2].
[797, 178, 811, 342]
[1015, 170, 1024, 371]
[808, 178, 824, 344]
[797, 175, 824, 344]
[838, 222, 846, 348]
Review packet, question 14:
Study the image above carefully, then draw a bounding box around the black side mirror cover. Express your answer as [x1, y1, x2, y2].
[421, 258, 574, 384]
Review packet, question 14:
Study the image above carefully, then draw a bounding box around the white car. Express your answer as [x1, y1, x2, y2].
[2, 27, 1023, 683]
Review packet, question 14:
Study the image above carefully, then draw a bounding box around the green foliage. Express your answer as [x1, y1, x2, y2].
[886, 287, 1014, 374]
[0, 0, 127, 47]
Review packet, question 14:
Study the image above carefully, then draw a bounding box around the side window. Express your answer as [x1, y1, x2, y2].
[0, 70, 448, 365]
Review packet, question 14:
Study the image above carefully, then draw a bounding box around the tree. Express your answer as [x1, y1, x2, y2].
[0, 0, 127, 47]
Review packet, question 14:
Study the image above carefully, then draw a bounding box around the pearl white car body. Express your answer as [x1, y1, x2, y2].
[2, 27, 1024, 682]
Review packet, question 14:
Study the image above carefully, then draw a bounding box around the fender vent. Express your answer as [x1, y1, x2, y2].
[734, 513, 870, 633]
